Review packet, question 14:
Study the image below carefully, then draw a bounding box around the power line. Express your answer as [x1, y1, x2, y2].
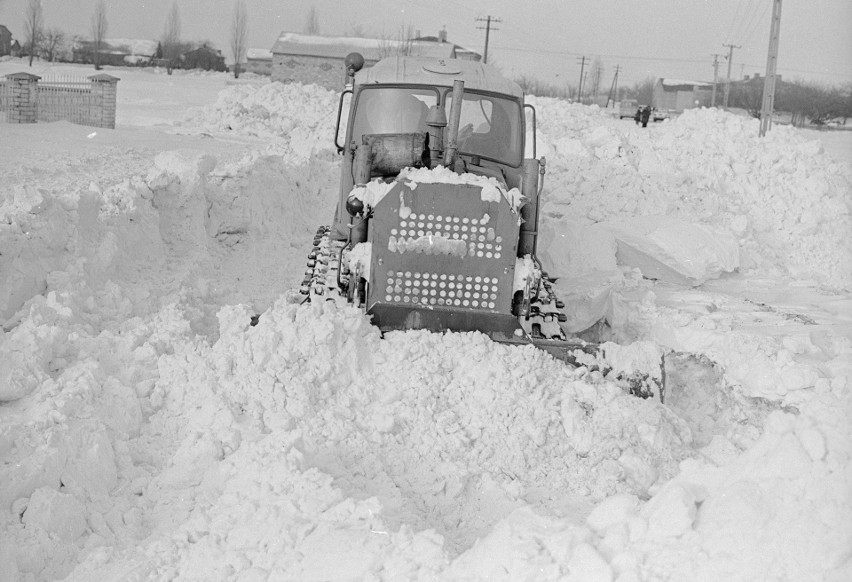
[741, 0, 772, 47]
[724, 0, 747, 45]
[730, 0, 762, 45]
[496, 44, 709, 65]
[488, 43, 851, 84]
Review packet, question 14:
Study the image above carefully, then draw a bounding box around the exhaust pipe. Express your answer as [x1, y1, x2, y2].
[443, 80, 464, 169]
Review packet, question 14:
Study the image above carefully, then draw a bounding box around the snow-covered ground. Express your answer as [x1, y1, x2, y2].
[1, 59, 850, 581]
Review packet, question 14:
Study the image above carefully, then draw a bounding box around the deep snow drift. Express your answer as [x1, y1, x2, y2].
[1, 62, 851, 581]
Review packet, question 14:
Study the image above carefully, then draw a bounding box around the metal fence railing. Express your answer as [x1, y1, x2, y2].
[37, 76, 94, 125]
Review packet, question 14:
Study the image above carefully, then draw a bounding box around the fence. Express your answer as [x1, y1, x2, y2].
[1, 72, 119, 128]
[38, 76, 95, 125]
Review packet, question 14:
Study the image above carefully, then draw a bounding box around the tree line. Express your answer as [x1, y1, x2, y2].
[515, 71, 851, 127]
[17, 0, 251, 78]
[729, 78, 852, 126]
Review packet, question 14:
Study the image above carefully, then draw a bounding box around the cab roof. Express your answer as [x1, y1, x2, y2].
[355, 56, 524, 100]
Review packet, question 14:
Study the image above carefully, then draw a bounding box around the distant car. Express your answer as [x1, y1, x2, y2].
[619, 99, 639, 120]
[652, 108, 670, 122]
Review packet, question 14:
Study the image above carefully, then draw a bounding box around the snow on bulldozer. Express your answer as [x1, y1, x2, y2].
[292, 53, 664, 399]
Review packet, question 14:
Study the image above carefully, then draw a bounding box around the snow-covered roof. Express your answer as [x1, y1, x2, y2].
[271, 32, 455, 62]
[659, 78, 712, 89]
[246, 48, 272, 61]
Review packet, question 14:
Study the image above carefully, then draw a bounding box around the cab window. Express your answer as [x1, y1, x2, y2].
[350, 87, 437, 146]
[445, 92, 523, 166]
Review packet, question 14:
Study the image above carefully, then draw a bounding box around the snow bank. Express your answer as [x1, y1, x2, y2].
[2, 69, 851, 582]
[532, 100, 852, 291]
[3, 295, 696, 580]
[179, 81, 340, 163]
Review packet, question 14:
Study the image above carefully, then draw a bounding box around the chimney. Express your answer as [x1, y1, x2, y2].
[439, 26, 447, 43]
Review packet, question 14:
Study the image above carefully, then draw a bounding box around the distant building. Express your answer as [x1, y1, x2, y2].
[412, 27, 481, 61]
[0, 24, 12, 57]
[182, 46, 227, 72]
[72, 37, 158, 66]
[270, 30, 481, 88]
[653, 78, 713, 111]
[243, 48, 272, 76]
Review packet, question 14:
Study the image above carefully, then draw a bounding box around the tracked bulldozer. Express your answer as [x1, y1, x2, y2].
[295, 53, 663, 399]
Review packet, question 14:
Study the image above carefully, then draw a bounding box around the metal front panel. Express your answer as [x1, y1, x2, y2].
[367, 181, 520, 329]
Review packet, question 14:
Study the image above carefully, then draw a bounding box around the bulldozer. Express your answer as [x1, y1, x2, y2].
[294, 53, 663, 399]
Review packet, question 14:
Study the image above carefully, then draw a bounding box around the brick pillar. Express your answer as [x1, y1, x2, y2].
[88, 73, 119, 129]
[5, 72, 40, 123]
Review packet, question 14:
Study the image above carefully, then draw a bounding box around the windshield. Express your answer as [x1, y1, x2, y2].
[445, 92, 523, 166]
[349, 86, 523, 167]
[350, 87, 437, 146]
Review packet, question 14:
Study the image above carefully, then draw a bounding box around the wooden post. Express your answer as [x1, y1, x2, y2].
[759, 0, 783, 137]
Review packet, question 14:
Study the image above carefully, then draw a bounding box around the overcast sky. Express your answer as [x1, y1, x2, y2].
[2, 0, 850, 88]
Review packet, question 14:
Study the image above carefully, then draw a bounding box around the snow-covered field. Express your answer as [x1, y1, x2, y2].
[1, 59, 851, 581]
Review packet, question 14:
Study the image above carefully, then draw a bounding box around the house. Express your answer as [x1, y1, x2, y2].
[72, 38, 158, 66]
[182, 45, 227, 72]
[242, 48, 272, 75]
[412, 27, 481, 61]
[10, 39, 21, 57]
[653, 78, 714, 111]
[0, 24, 12, 57]
[270, 30, 479, 88]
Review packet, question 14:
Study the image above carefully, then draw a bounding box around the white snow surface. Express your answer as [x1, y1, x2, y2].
[1, 60, 851, 582]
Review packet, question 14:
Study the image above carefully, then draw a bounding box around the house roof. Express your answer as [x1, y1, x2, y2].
[271, 32, 455, 62]
[413, 35, 480, 59]
[0, 24, 12, 37]
[658, 78, 712, 91]
[246, 48, 272, 61]
[356, 56, 523, 99]
[185, 46, 223, 56]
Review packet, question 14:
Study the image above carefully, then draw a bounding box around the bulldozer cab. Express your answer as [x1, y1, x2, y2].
[345, 86, 524, 168]
[331, 57, 535, 241]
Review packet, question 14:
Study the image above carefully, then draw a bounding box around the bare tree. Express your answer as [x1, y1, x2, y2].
[41, 27, 65, 62]
[90, 0, 108, 70]
[377, 25, 419, 58]
[229, 0, 248, 78]
[24, 0, 43, 66]
[346, 25, 369, 38]
[305, 6, 320, 35]
[162, 1, 182, 73]
[623, 77, 656, 106]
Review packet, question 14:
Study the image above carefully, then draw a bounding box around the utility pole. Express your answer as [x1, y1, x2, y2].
[577, 56, 587, 103]
[722, 43, 740, 108]
[606, 65, 620, 108]
[760, 0, 783, 136]
[475, 16, 501, 64]
[711, 54, 722, 106]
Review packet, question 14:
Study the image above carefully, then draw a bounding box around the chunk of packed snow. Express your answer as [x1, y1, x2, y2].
[602, 217, 739, 286]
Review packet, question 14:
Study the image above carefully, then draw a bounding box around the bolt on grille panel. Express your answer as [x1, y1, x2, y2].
[367, 182, 520, 315]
